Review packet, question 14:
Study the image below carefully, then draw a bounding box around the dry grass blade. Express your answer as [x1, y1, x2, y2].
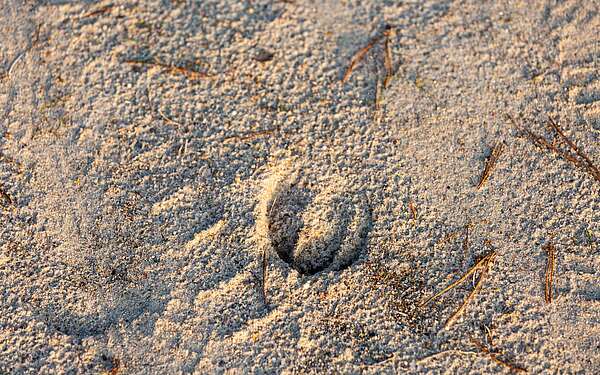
[383, 29, 394, 88]
[477, 142, 505, 189]
[547, 117, 600, 182]
[543, 243, 556, 303]
[443, 253, 495, 330]
[507, 115, 599, 182]
[342, 32, 386, 83]
[83, 4, 113, 18]
[419, 251, 495, 308]
[7, 52, 25, 77]
[470, 337, 527, 373]
[507, 115, 581, 165]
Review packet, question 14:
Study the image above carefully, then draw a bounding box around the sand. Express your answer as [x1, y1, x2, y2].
[1, 0, 599, 373]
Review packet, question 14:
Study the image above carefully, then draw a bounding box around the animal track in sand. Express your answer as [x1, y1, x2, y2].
[256, 165, 371, 275]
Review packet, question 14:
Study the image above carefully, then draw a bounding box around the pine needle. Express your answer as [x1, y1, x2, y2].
[547, 117, 600, 182]
[342, 32, 386, 83]
[383, 28, 395, 88]
[419, 252, 494, 307]
[477, 142, 505, 189]
[543, 243, 556, 304]
[419, 251, 496, 330]
[507, 115, 600, 182]
[443, 256, 493, 330]
[82, 4, 113, 18]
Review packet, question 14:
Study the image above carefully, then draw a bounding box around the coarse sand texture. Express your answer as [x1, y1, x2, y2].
[1, 0, 599, 374]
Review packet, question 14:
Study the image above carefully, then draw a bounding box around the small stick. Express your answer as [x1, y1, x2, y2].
[477, 142, 505, 189]
[419, 252, 496, 330]
[342, 31, 386, 83]
[443, 254, 493, 330]
[507, 115, 581, 165]
[419, 251, 495, 308]
[383, 29, 394, 88]
[543, 243, 556, 303]
[470, 337, 527, 373]
[82, 4, 113, 18]
[507, 115, 600, 182]
[7, 52, 25, 77]
[547, 117, 600, 182]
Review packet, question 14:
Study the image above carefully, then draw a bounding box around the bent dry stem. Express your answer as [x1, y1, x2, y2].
[419, 251, 496, 330]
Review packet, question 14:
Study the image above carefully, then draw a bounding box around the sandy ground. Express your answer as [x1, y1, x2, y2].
[1, 0, 599, 373]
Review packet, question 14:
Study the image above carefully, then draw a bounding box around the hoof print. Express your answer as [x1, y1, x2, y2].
[257, 168, 370, 275]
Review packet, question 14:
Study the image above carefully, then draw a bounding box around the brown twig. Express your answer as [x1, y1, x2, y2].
[547, 117, 600, 182]
[443, 254, 494, 330]
[342, 31, 386, 83]
[507, 115, 600, 182]
[543, 243, 556, 303]
[419, 251, 496, 330]
[477, 142, 505, 189]
[419, 252, 493, 307]
[470, 337, 527, 373]
[82, 4, 113, 18]
[383, 29, 394, 88]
